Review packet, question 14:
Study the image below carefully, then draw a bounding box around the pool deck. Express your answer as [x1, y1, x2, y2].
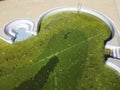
[0, 0, 120, 74]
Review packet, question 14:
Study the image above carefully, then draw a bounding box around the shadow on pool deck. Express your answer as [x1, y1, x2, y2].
[14, 56, 59, 90]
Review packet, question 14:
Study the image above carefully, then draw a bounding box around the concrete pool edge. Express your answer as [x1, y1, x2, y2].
[37, 7, 115, 38]
[106, 60, 120, 73]
[0, 19, 36, 44]
[0, 7, 115, 44]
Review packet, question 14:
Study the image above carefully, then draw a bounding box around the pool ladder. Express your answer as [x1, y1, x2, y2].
[105, 45, 120, 59]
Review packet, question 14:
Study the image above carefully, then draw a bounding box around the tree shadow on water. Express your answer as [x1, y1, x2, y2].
[14, 56, 59, 90]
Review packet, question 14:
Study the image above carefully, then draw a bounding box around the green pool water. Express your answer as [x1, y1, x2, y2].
[0, 11, 120, 90]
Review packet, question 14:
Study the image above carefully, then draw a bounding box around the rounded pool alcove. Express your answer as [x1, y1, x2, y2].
[4, 19, 35, 42]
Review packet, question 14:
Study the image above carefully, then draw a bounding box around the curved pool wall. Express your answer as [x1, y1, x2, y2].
[37, 7, 115, 37]
[106, 60, 120, 73]
[2, 19, 36, 44]
[0, 7, 115, 44]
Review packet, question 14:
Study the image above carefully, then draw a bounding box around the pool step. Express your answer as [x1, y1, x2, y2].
[106, 58, 120, 73]
[105, 45, 120, 59]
